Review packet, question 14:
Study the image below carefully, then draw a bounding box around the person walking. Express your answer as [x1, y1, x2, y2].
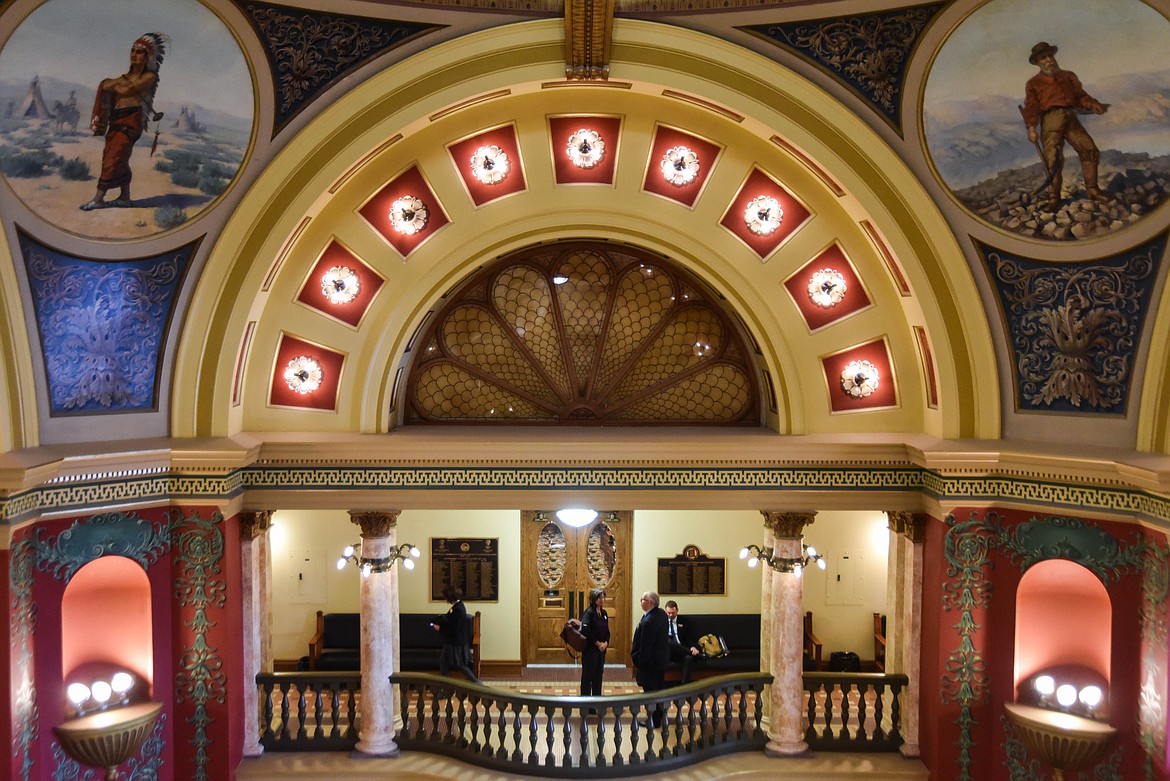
[579, 587, 610, 698]
[431, 585, 482, 684]
[630, 590, 669, 726]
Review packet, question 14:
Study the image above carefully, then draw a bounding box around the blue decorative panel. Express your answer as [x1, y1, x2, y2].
[740, 3, 946, 133]
[18, 231, 194, 415]
[977, 234, 1164, 414]
[239, 1, 446, 136]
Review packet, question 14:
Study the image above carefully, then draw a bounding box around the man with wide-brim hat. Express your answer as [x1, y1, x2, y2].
[1020, 41, 1110, 209]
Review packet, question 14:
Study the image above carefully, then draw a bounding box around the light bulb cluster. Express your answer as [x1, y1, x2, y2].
[661, 145, 700, 186]
[66, 671, 135, 717]
[1033, 674, 1105, 718]
[337, 541, 421, 577]
[739, 543, 826, 575]
[470, 144, 510, 185]
[284, 355, 323, 394]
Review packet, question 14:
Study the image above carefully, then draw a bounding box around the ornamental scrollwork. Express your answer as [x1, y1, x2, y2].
[35, 513, 170, 581]
[11, 536, 38, 781]
[982, 237, 1161, 413]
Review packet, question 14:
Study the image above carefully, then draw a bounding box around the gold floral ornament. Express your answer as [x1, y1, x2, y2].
[470, 144, 510, 185]
[744, 195, 783, 235]
[284, 355, 323, 394]
[389, 195, 428, 235]
[841, 359, 879, 398]
[321, 266, 360, 305]
[661, 145, 700, 186]
[567, 128, 605, 168]
[808, 268, 847, 308]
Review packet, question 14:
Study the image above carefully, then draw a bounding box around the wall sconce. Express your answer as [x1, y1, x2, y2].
[337, 541, 420, 577]
[54, 701, 163, 781]
[66, 672, 136, 718]
[739, 543, 826, 575]
[1029, 671, 1106, 720]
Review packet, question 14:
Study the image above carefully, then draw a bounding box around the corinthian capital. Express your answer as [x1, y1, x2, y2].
[239, 510, 273, 541]
[348, 510, 400, 538]
[760, 510, 816, 539]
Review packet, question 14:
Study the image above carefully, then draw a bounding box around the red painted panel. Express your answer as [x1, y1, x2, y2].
[549, 115, 622, 185]
[268, 334, 345, 411]
[447, 125, 526, 206]
[641, 125, 720, 207]
[720, 167, 811, 259]
[295, 241, 384, 327]
[358, 165, 450, 258]
[783, 244, 870, 331]
[821, 339, 896, 412]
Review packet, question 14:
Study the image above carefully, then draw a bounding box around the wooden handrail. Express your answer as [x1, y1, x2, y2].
[803, 611, 823, 670]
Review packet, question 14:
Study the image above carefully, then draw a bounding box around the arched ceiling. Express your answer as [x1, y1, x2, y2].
[174, 20, 997, 440]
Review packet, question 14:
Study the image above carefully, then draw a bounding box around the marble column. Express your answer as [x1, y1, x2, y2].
[239, 510, 272, 758]
[762, 510, 815, 757]
[759, 518, 775, 728]
[888, 511, 923, 758]
[349, 510, 402, 757]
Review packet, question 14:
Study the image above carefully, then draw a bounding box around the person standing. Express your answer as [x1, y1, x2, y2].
[431, 585, 482, 684]
[80, 32, 169, 211]
[630, 590, 669, 726]
[1021, 41, 1110, 210]
[579, 587, 610, 697]
[664, 599, 700, 685]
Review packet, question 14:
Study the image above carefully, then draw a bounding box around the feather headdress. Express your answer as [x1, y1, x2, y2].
[133, 32, 170, 74]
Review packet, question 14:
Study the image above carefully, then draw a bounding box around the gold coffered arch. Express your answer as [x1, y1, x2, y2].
[173, 19, 997, 440]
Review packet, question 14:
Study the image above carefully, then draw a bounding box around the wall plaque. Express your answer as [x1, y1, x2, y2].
[431, 537, 498, 602]
[657, 544, 725, 595]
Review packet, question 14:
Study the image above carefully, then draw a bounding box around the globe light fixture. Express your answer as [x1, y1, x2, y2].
[337, 541, 420, 577]
[841, 359, 879, 398]
[470, 144, 510, 184]
[284, 356, 323, 394]
[744, 195, 783, 235]
[808, 268, 847, 308]
[321, 265, 360, 305]
[566, 128, 605, 168]
[660, 145, 700, 186]
[739, 543, 826, 575]
[389, 195, 429, 235]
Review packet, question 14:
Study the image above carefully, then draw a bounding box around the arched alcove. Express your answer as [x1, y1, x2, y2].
[61, 555, 154, 696]
[1014, 559, 1111, 691]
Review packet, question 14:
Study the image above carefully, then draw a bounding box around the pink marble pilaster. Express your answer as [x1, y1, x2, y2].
[897, 517, 924, 757]
[766, 532, 809, 756]
[759, 521, 775, 726]
[239, 511, 271, 758]
[350, 511, 400, 756]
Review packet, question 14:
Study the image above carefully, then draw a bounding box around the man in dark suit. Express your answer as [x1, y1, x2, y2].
[664, 599, 700, 685]
[630, 590, 669, 727]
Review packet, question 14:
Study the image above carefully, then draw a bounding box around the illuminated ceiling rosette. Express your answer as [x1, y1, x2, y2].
[660, 145, 700, 186]
[470, 144, 510, 185]
[321, 265, 360, 305]
[389, 195, 428, 235]
[567, 128, 605, 168]
[744, 195, 783, 235]
[284, 356, 324, 394]
[840, 359, 879, 398]
[405, 242, 761, 425]
[808, 268, 846, 308]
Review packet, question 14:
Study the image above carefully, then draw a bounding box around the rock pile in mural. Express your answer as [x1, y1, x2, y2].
[957, 151, 1170, 241]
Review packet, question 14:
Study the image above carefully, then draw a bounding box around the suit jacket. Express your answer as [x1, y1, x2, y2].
[667, 616, 692, 660]
[630, 605, 669, 673]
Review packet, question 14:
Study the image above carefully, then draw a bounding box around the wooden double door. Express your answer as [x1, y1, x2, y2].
[520, 510, 632, 666]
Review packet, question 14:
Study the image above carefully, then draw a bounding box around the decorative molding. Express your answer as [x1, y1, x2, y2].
[565, 0, 615, 80]
[239, 1, 444, 135]
[34, 513, 170, 581]
[349, 509, 400, 537]
[239, 510, 273, 540]
[761, 510, 815, 539]
[11, 536, 37, 781]
[740, 4, 946, 134]
[169, 510, 227, 781]
[886, 510, 924, 543]
[977, 235, 1164, 414]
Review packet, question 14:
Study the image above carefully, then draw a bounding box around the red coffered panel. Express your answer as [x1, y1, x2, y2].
[447, 124, 526, 206]
[549, 115, 622, 185]
[358, 165, 449, 258]
[784, 244, 871, 332]
[641, 125, 721, 207]
[720, 167, 811, 259]
[296, 241, 384, 328]
[269, 334, 345, 411]
[821, 339, 897, 413]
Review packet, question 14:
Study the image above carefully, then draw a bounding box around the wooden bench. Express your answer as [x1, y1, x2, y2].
[308, 610, 482, 680]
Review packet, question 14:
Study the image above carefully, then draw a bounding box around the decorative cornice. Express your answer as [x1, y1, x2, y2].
[761, 510, 815, 538]
[239, 510, 273, 540]
[349, 509, 400, 537]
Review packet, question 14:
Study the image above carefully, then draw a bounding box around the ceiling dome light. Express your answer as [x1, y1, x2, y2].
[470, 144, 510, 185]
[321, 265, 360, 305]
[841, 359, 879, 398]
[661, 145, 700, 186]
[744, 195, 783, 235]
[567, 128, 605, 168]
[808, 268, 847, 308]
[389, 195, 428, 235]
[556, 508, 598, 528]
[284, 355, 323, 394]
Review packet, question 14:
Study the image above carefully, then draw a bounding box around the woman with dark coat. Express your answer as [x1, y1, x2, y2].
[579, 587, 610, 697]
[431, 585, 481, 684]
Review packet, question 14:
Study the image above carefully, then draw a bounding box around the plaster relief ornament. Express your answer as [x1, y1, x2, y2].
[389, 195, 428, 235]
[661, 145, 700, 186]
[321, 266, 360, 305]
[470, 144, 510, 184]
[284, 355, 323, 394]
[841, 359, 879, 398]
[808, 268, 847, 308]
[567, 128, 605, 168]
[744, 195, 783, 235]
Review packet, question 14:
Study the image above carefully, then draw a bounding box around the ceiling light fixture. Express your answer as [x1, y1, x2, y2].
[470, 144, 509, 185]
[337, 541, 421, 577]
[567, 128, 605, 168]
[739, 543, 826, 575]
[808, 268, 847, 308]
[284, 355, 323, 394]
[841, 359, 879, 398]
[321, 266, 360, 305]
[555, 508, 598, 528]
[744, 195, 783, 235]
[389, 195, 428, 235]
[661, 145, 700, 186]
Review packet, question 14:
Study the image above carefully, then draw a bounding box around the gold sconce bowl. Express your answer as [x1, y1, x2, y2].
[52, 702, 163, 781]
[1004, 702, 1117, 781]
